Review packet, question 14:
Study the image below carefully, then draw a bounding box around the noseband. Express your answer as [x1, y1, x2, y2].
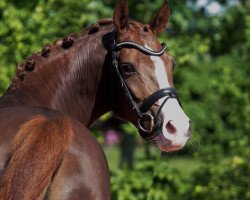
[109, 31, 180, 141]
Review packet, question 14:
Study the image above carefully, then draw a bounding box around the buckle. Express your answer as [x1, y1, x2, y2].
[138, 113, 155, 133]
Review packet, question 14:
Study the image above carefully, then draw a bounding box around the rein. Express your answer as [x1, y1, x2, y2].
[109, 31, 180, 141]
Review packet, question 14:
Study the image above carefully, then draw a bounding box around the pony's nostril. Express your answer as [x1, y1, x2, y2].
[166, 121, 177, 134]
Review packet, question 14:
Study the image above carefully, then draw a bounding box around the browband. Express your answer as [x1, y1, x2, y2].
[115, 42, 167, 56]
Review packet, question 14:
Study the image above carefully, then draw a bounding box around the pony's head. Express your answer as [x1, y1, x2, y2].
[110, 0, 191, 152]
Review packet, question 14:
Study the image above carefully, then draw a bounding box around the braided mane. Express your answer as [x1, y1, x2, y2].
[11, 18, 113, 89]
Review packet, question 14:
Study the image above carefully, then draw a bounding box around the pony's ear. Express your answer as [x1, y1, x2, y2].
[149, 0, 170, 35]
[113, 0, 129, 34]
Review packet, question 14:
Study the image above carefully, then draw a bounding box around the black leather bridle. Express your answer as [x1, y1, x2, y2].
[109, 31, 180, 141]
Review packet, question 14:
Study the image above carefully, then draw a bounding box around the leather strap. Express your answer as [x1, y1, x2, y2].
[139, 88, 178, 113]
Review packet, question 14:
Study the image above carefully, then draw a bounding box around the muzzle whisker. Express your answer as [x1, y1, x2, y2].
[185, 126, 201, 154]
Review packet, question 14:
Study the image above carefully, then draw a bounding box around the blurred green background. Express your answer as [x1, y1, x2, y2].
[0, 0, 249, 199]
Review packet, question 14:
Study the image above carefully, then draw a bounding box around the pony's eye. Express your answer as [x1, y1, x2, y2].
[120, 64, 136, 75]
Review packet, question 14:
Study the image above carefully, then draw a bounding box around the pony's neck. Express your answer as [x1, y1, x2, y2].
[0, 25, 113, 126]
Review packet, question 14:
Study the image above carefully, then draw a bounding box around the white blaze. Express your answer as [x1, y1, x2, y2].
[145, 45, 190, 146]
[153, 55, 171, 89]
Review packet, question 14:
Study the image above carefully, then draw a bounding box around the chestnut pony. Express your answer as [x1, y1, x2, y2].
[0, 0, 191, 199]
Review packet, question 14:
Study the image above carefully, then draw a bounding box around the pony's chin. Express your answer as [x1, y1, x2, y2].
[154, 134, 184, 152]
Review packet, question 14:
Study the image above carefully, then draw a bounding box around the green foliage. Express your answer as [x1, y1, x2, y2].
[110, 147, 250, 200]
[0, 65, 14, 93]
[184, 148, 250, 200]
[111, 160, 183, 200]
[174, 51, 250, 156]
[0, 0, 250, 198]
